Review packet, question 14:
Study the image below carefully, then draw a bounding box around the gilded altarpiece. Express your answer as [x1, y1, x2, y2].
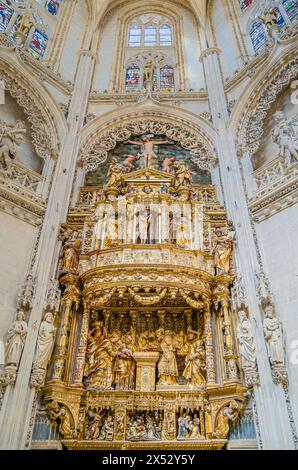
[41, 154, 248, 450]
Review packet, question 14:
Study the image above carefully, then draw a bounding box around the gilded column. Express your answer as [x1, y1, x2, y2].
[204, 302, 216, 385]
[73, 301, 91, 385]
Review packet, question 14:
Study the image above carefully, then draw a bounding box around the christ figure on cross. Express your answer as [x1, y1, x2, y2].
[125, 136, 173, 169]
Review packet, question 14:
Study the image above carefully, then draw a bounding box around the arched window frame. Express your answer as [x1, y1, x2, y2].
[127, 19, 173, 47]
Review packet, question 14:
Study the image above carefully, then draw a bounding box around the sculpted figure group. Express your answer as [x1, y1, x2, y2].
[84, 318, 206, 391]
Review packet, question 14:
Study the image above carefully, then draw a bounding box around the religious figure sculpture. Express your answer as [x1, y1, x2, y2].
[157, 331, 178, 386]
[107, 158, 124, 188]
[182, 330, 206, 389]
[86, 408, 103, 440]
[32, 312, 56, 373]
[214, 400, 240, 439]
[162, 156, 176, 174]
[125, 136, 172, 169]
[98, 415, 114, 440]
[137, 207, 152, 244]
[5, 310, 27, 368]
[172, 161, 192, 191]
[123, 154, 140, 173]
[143, 59, 155, 83]
[190, 414, 202, 439]
[114, 334, 135, 390]
[263, 304, 285, 367]
[177, 413, 188, 439]
[16, 11, 33, 37]
[47, 401, 73, 438]
[59, 228, 82, 273]
[127, 412, 161, 441]
[85, 332, 120, 389]
[272, 111, 298, 167]
[260, 8, 279, 29]
[237, 310, 256, 369]
[213, 227, 234, 274]
[0, 120, 26, 175]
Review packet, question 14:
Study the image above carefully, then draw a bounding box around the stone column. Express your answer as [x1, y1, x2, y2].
[0, 47, 97, 450]
[200, 47, 295, 449]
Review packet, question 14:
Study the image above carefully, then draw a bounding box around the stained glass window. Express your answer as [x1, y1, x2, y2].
[239, 0, 253, 12]
[160, 25, 172, 46]
[46, 0, 62, 16]
[0, 1, 13, 32]
[160, 66, 175, 91]
[282, 0, 298, 22]
[128, 25, 141, 47]
[29, 29, 48, 59]
[125, 64, 141, 90]
[144, 26, 157, 46]
[274, 7, 286, 26]
[250, 21, 268, 53]
[35, 0, 62, 16]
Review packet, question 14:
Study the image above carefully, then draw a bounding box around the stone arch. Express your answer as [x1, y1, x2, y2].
[79, 109, 217, 173]
[0, 56, 66, 161]
[232, 48, 298, 157]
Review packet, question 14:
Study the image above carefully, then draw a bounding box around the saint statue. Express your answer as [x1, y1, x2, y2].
[59, 229, 82, 273]
[143, 59, 155, 83]
[5, 310, 27, 368]
[114, 334, 136, 390]
[32, 312, 56, 372]
[263, 305, 285, 367]
[157, 330, 178, 386]
[272, 111, 298, 167]
[98, 415, 114, 441]
[0, 120, 26, 174]
[182, 330, 206, 389]
[137, 207, 152, 244]
[107, 158, 124, 188]
[172, 161, 192, 191]
[237, 310, 256, 369]
[16, 11, 33, 36]
[85, 332, 120, 389]
[190, 414, 202, 439]
[213, 227, 234, 274]
[47, 401, 72, 438]
[125, 136, 172, 169]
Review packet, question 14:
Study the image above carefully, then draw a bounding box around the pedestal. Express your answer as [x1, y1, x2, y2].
[134, 352, 159, 392]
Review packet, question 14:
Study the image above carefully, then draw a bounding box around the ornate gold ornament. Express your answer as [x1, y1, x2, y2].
[40, 156, 248, 449]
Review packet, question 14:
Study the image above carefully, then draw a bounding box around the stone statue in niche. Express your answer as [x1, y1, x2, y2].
[31, 312, 56, 385]
[237, 310, 256, 369]
[212, 227, 234, 274]
[177, 410, 203, 440]
[0, 120, 27, 175]
[263, 304, 285, 367]
[143, 59, 155, 83]
[125, 136, 173, 169]
[272, 111, 298, 167]
[4, 310, 28, 369]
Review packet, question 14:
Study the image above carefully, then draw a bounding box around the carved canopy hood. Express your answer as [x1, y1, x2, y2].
[79, 113, 217, 173]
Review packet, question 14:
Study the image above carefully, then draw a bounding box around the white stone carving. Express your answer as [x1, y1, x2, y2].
[272, 111, 298, 168]
[4, 310, 28, 369]
[17, 272, 37, 311]
[231, 276, 248, 309]
[0, 119, 27, 175]
[263, 304, 288, 386]
[237, 310, 259, 386]
[255, 271, 273, 304]
[30, 312, 56, 388]
[44, 279, 61, 314]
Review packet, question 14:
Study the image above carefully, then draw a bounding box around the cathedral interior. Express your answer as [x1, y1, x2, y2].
[0, 0, 298, 451]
